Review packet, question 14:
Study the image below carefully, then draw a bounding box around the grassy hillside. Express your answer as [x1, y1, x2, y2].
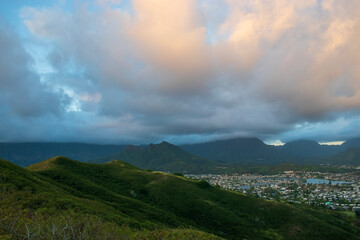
[91, 141, 223, 173]
[1, 157, 360, 239]
[0, 158, 222, 240]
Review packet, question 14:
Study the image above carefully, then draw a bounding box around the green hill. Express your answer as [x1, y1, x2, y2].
[91, 141, 223, 173]
[0, 157, 222, 240]
[1, 157, 360, 239]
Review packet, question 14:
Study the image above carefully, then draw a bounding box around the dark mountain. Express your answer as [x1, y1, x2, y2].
[91, 141, 222, 172]
[181, 137, 290, 164]
[320, 147, 360, 166]
[281, 139, 345, 159]
[342, 138, 360, 148]
[2, 157, 360, 239]
[0, 142, 126, 167]
[181, 137, 357, 165]
[2, 137, 359, 169]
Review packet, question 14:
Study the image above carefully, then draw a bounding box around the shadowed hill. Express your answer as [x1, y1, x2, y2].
[3, 137, 360, 168]
[343, 138, 360, 148]
[91, 141, 223, 172]
[181, 137, 290, 164]
[281, 140, 345, 159]
[320, 147, 360, 166]
[181, 137, 356, 165]
[8, 156, 358, 239]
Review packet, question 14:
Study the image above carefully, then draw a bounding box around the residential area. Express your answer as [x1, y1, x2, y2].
[186, 170, 360, 212]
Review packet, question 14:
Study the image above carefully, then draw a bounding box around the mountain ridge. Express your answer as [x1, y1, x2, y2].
[181, 137, 290, 164]
[281, 139, 345, 159]
[3, 136, 360, 168]
[91, 141, 223, 172]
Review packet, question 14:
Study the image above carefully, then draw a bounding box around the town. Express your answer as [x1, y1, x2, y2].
[186, 170, 360, 213]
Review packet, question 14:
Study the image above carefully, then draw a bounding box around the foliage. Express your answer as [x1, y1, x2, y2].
[1, 157, 360, 240]
[0, 202, 221, 240]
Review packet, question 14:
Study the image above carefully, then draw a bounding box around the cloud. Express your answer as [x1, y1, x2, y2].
[0, 22, 67, 118]
[129, 0, 211, 93]
[0, 20, 73, 143]
[1, 0, 359, 144]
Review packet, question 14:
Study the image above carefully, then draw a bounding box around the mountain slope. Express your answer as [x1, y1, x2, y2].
[181, 137, 290, 164]
[342, 138, 360, 148]
[0, 142, 126, 167]
[2, 137, 358, 168]
[281, 140, 345, 159]
[320, 147, 360, 166]
[92, 141, 223, 172]
[10, 156, 359, 239]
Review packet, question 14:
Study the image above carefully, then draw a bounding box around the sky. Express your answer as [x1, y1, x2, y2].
[1, 0, 360, 145]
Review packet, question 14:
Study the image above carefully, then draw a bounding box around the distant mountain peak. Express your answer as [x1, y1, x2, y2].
[93, 140, 218, 172]
[181, 137, 288, 164]
[155, 141, 173, 148]
[282, 139, 344, 159]
[147, 141, 179, 151]
[150, 141, 173, 146]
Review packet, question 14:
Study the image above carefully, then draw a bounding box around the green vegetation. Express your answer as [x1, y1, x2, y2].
[0, 158, 221, 239]
[1, 157, 360, 239]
